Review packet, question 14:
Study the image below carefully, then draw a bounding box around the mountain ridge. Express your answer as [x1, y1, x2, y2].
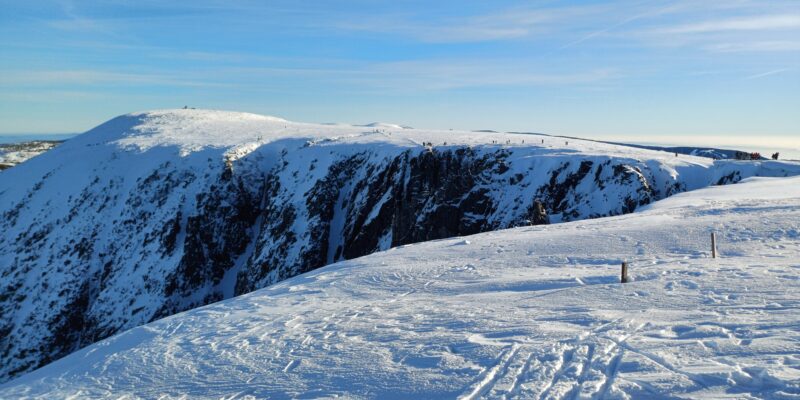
[1, 109, 799, 382]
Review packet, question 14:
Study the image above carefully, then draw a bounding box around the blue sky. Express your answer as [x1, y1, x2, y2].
[0, 1, 798, 147]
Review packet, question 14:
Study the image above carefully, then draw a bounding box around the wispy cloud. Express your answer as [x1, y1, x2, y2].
[215, 61, 620, 93]
[0, 61, 619, 94]
[336, 5, 606, 43]
[0, 90, 109, 102]
[48, 0, 111, 33]
[745, 68, 791, 80]
[335, 2, 800, 58]
[350, 61, 619, 90]
[657, 15, 800, 34]
[0, 69, 231, 88]
[633, 7, 800, 53]
[706, 41, 800, 53]
[560, 2, 683, 49]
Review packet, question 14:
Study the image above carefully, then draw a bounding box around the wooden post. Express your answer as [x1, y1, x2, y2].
[621, 261, 628, 283]
[711, 232, 717, 259]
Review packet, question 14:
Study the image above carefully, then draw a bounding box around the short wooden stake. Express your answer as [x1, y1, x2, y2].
[621, 261, 628, 283]
[711, 232, 717, 259]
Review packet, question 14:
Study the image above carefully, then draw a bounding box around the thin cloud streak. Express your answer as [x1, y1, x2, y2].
[0, 61, 620, 93]
[352, 61, 619, 90]
[706, 41, 800, 53]
[658, 15, 800, 34]
[560, 2, 682, 49]
[219, 62, 620, 92]
[335, 5, 608, 43]
[0, 70, 234, 88]
[745, 68, 791, 80]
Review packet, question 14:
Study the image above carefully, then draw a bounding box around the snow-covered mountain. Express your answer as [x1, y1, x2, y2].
[2, 174, 799, 398]
[1, 109, 799, 383]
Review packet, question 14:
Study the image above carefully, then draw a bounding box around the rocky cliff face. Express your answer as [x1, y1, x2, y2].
[1, 110, 798, 382]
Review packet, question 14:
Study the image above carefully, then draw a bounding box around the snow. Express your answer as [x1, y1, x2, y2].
[2, 107, 800, 388]
[31, 108, 742, 164]
[3, 174, 800, 399]
[0, 140, 61, 169]
[360, 122, 408, 129]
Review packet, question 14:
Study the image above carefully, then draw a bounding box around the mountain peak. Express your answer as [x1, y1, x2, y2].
[73, 109, 292, 154]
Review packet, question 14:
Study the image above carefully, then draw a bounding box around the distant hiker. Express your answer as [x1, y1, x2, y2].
[565, 141, 569, 146]
[772, 152, 780, 160]
[541, 139, 544, 144]
[183, 105, 188, 109]
[675, 152, 678, 157]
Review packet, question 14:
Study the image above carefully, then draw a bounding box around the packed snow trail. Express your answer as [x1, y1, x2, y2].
[2, 176, 799, 398]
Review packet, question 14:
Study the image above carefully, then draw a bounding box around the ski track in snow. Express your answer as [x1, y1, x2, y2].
[1, 176, 800, 398]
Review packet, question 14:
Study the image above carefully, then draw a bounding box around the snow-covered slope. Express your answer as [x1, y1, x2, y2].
[1, 109, 799, 382]
[3, 175, 799, 399]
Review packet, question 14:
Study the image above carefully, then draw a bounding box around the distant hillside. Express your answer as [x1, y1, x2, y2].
[509, 132, 765, 161]
[0, 140, 64, 170]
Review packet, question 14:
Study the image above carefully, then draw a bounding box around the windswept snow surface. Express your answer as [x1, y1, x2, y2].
[3, 176, 800, 399]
